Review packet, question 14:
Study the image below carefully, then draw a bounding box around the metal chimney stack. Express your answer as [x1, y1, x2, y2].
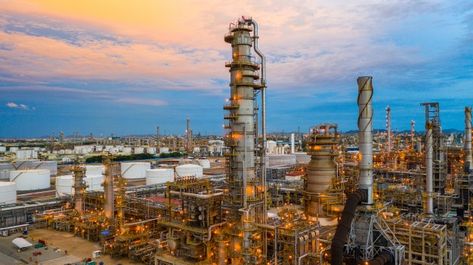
[103, 155, 114, 219]
[410, 120, 416, 149]
[357, 76, 374, 205]
[465, 107, 472, 172]
[290, 133, 295, 154]
[425, 122, 434, 215]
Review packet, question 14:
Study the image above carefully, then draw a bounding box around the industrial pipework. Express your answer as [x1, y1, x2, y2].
[465, 107, 472, 172]
[425, 122, 434, 215]
[357, 76, 374, 205]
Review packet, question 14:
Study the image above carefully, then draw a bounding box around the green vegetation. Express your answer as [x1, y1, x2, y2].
[158, 152, 184, 158]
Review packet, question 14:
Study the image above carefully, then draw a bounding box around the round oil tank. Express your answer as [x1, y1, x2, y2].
[197, 159, 211, 169]
[120, 162, 151, 179]
[85, 165, 104, 176]
[9, 169, 50, 191]
[266, 154, 297, 167]
[294, 152, 311, 165]
[175, 164, 203, 178]
[0, 182, 16, 204]
[146, 168, 174, 185]
[85, 175, 104, 191]
[56, 175, 74, 196]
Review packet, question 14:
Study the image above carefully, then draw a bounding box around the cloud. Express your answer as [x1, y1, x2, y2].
[6, 102, 33, 110]
[0, 0, 472, 136]
[114, 97, 167, 106]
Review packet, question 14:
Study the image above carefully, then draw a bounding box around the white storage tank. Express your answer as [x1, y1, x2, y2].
[146, 147, 157, 155]
[15, 149, 38, 160]
[159, 147, 170, 154]
[86, 165, 104, 176]
[266, 154, 297, 167]
[10, 169, 50, 191]
[120, 162, 151, 179]
[146, 168, 174, 185]
[0, 182, 16, 204]
[11, 160, 58, 176]
[175, 164, 203, 178]
[197, 159, 211, 169]
[122, 147, 132, 154]
[85, 175, 104, 191]
[56, 175, 74, 196]
[134, 147, 144, 154]
[294, 152, 311, 165]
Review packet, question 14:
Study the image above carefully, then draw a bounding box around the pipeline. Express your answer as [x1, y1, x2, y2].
[330, 189, 367, 265]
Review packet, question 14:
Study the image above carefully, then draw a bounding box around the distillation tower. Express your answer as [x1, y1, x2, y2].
[386, 106, 392, 153]
[304, 124, 344, 220]
[223, 17, 266, 264]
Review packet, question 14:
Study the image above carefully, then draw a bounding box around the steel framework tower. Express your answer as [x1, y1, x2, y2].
[421, 102, 446, 194]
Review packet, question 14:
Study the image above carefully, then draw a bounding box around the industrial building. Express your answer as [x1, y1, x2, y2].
[0, 17, 471, 265]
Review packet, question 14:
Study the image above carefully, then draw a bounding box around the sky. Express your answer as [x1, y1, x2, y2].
[0, 0, 472, 138]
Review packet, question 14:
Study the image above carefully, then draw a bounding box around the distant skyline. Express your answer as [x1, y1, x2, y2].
[1, 0, 472, 138]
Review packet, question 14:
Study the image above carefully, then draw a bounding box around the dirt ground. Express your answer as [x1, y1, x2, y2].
[28, 229, 142, 265]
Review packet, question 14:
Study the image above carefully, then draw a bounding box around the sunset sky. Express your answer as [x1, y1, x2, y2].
[1, 0, 472, 137]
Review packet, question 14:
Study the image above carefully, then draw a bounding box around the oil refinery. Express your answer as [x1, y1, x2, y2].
[0, 17, 472, 265]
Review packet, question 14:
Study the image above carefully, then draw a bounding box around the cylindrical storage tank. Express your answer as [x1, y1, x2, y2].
[86, 165, 104, 176]
[147, 147, 157, 154]
[122, 147, 132, 154]
[175, 164, 203, 178]
[197, 159, 211, 169]
[0, 182, 16, 204]
[294, 152, 311, 165]
[120, 162, 151, 179]
[159, 147, 170, 154]
[134, 147, 144, 154]
[85, 175, 104, 191]
[266, 154, 297, 167]
[56, 175, 74, 196]
[146, 168, 174, 185]
[10, 169, 50, 191]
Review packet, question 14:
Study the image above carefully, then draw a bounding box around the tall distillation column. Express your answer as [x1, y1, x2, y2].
[186, 118, 193, 153]
[386, 106, 392, 153]
[357, 76, 374, 205]
[224, 17, 265, 265]
[410, 120, 416, 149]
[72, 163, 86, 214]
[425, 122, 434, 215]
[305, 124, 339, 219]
[420, 102, 446, 194]
[465, 107, 472, 171]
